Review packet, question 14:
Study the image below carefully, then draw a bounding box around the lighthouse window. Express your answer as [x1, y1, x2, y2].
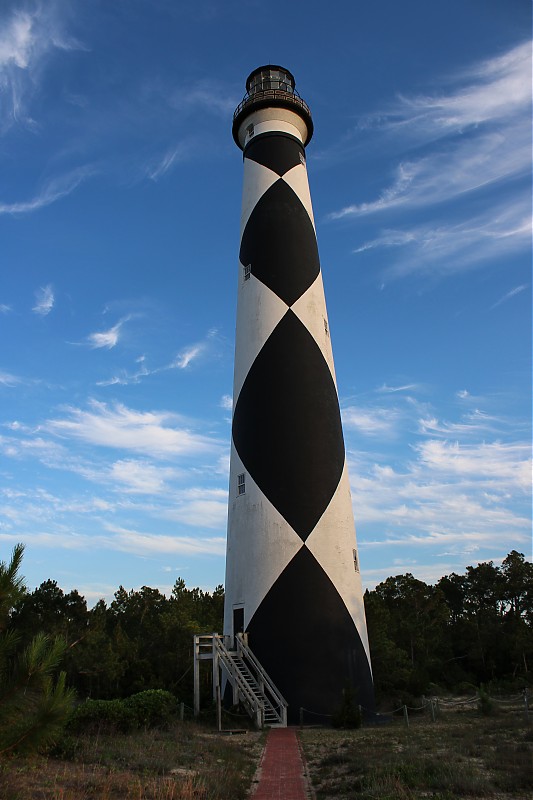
[353, 549, 359, 572]
[246, 123, 254, 138]
[243, 263, 251, 281]
[237, 473, 246, 495]
[324, 318, 329, 336]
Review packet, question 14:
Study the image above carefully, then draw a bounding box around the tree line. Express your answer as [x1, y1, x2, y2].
[2, 547, 532, 729]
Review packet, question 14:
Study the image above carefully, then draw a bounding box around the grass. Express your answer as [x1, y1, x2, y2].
[300, 709, 533, 800]
[0, 721, 263, 800]
[1, 705, 531, 799]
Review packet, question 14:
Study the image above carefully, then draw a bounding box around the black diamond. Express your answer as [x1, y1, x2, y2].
[240, 179, 319, 306]
[247, 546, 375, 722]
[232, 310, 344, 539]
[245, 134, 304, 176]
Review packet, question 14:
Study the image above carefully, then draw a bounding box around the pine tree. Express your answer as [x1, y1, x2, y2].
[0, 545, 75, 754]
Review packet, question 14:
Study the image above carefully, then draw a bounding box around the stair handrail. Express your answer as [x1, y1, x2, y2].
[236, 634, 288, 726]
[212, 635, 264, 726]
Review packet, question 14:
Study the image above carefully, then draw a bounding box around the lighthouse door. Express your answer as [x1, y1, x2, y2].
[233, 607, 244, 647]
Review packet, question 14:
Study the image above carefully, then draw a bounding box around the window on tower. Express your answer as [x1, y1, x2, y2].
[237, 473, 246, 495]
[243, 263, 251, 281]
[353, 549, 359, 572]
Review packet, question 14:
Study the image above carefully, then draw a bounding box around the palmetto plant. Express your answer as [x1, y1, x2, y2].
[0, 544, 75, 754]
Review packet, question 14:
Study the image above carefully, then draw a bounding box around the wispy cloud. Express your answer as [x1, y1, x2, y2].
[102, 525, 226, 557]
[346, 391, 531, 556]
[172, 328, 219, 370]
[108, 459, 183, 494]
[45, 400, 222, 459]
[168, 81, 236, 117]
[0, 370, 22, 387]
[87, 315, 132, 349]
[342, 404, 402, 436]
[32, 284, 54, 316]
[489, 284, 529, 310]
[328, 41, 532, 280]
[352, 193, 531, 278]
[0, 526, 226, 559]
[162, 488, 228, 529]
[0, 304, 11, 313]
[332, 130, 530, 219]
[0, 5, 86, 132]
[145, 142, 193, 181]
[0, 167, 94, 215]
[378, 383, 419, 394]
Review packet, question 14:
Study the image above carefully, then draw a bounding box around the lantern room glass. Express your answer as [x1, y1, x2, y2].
[247, 67, 294, 95]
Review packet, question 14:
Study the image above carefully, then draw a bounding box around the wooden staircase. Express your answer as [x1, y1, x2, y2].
[193, 633, 287, 728]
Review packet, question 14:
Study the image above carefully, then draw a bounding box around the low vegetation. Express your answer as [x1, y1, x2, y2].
[301, 709, 532, 800]
[0, 721, 262, 800]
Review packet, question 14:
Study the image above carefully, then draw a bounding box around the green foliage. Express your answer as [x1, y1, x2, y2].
[0, 546, 75, 755]
[68, 698, 137, 733]
[477, 684, 495, 716]
[124, 689, 179, 728]
[4, 548, 531, 714]
[68, 689, 180, 733]
[331, 686, 362, 729]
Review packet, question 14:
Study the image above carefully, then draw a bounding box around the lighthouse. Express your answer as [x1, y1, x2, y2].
[224, 66, 374, 720]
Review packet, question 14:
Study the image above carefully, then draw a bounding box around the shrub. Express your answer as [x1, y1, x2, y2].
[331, 686, 362, 729]
[68, 690, 179, 734]
[124, 689, 179, 728]
[477, 685, 495, 716]
[67, 698, 137, 733]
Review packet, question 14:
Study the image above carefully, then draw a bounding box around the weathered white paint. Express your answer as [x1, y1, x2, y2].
[305, 462, 372, 668]
[224, 445, 302, 634]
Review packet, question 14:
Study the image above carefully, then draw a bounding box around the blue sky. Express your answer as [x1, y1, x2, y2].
[0, 0, 531, 604]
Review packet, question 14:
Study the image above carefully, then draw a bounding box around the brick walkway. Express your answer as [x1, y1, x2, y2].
[251, 727, 312, 799]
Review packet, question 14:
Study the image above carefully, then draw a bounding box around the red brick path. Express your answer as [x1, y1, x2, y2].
[251, 727, 311, 799]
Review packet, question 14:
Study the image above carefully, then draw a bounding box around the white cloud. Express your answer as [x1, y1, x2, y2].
[0, 304, 11, 313]
[0, 527, 226, 558]
[32, 284, 54, 316]
[102, 524, 226, 557]
[342, 385, 531, 569]
[352, 193, 531, 278]
[108, 459, 182, 494]
[395, 41, 531, 133]
[342, 404, 401, 436]
[220, 394, 233, 411]
[45, 400, 222, 459]
[0, 167, 94, 215]
[0, 6, 85, 132]
[172, 329, 219, 370]
[87, 315, 132, 349]
[328, 41, 532, 279]
[162, 488, 228, 529]
[168, 81, 236, 117]
[490, 284, 529, 310]
[0, 370, 21, 387]
[174, 344, 204, 369]
[415, 439, 531, 490]
[378, 383, 419, 394]
[145, 142, 192, 181]
[332, 131, 530, 219]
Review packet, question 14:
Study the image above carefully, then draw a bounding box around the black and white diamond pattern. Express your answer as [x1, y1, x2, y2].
[225, 131, 373, 719]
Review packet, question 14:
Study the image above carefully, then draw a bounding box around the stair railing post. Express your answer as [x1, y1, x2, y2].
[212, 633, 219, 704]
[193, 635, 200, 717]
